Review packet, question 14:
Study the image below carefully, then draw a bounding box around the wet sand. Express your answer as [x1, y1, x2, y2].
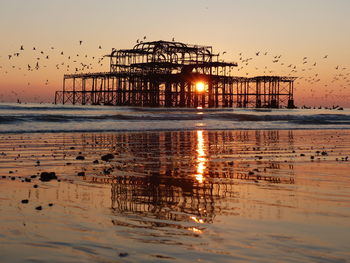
[0, 130, 350, 262]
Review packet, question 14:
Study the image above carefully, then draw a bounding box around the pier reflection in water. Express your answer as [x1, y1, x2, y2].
[74, 130, 297, 246]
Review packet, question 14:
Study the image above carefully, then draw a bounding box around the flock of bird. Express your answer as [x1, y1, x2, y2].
[0, 40, 109, 101]
[224, 49, 350, 105]
[0, 38, 349, 105]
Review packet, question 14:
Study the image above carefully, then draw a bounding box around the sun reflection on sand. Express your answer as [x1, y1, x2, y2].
[194, 130, 207, 184]
[190, 216, 204, 224]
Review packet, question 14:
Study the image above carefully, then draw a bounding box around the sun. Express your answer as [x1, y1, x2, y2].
[196, 82, 205, 93]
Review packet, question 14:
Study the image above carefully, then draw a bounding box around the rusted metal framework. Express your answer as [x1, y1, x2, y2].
[55, 40, 296, 108]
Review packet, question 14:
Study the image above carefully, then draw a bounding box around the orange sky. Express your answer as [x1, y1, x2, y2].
[1, 0, 350, 107]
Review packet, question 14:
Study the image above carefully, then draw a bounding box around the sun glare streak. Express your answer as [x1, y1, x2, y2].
[194, 130, 207, 184]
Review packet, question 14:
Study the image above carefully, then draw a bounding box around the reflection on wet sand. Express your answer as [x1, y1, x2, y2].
[1, 130, 350, 262]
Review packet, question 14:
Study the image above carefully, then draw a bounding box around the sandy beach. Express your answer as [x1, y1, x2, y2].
[0, 129, 350, 262]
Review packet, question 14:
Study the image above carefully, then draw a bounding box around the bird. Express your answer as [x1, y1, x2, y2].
[143, 36, 146, 40]
[256, 52, 260, 56]
[323, 55, 328, 59]
[99, 45, 102, 49]
[61, 51, 64, 55]
[20, 45, 24, 50]
[172, 37, 175, 41]
[313, 62, 316, 66]
[8, 55, 12, 59]
[33, 47, 36, 50]
[222, 51, 227, 55]
[79, 40, 83, 45]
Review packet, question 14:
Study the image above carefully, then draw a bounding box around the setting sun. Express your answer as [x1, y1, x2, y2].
[196, 82, 205, 93]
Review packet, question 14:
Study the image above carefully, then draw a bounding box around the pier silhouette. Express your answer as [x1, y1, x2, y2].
[55, 40, 296, 108]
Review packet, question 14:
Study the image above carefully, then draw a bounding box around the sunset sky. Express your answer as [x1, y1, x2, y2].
[1, 0, 350, 107]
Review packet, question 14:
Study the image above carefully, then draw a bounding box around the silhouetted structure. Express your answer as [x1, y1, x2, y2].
[55, 40, 296, 108]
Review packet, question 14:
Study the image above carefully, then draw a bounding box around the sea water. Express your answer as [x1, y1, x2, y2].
[0, 103, 350, 133]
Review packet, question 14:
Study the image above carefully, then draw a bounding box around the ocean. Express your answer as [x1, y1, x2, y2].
[0, 103, 350, 133]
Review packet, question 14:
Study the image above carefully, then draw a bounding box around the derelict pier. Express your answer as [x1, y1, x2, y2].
[55, 40, 296, 108]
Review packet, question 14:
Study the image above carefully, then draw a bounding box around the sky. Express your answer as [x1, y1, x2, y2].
[0, 0, 350, 107]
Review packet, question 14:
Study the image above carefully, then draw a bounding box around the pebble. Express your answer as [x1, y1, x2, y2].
[119, 252, 129, 257]
[101, 153, 114, 162]
[39, 172, 57, 182]
[77, 172, 85, 176]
